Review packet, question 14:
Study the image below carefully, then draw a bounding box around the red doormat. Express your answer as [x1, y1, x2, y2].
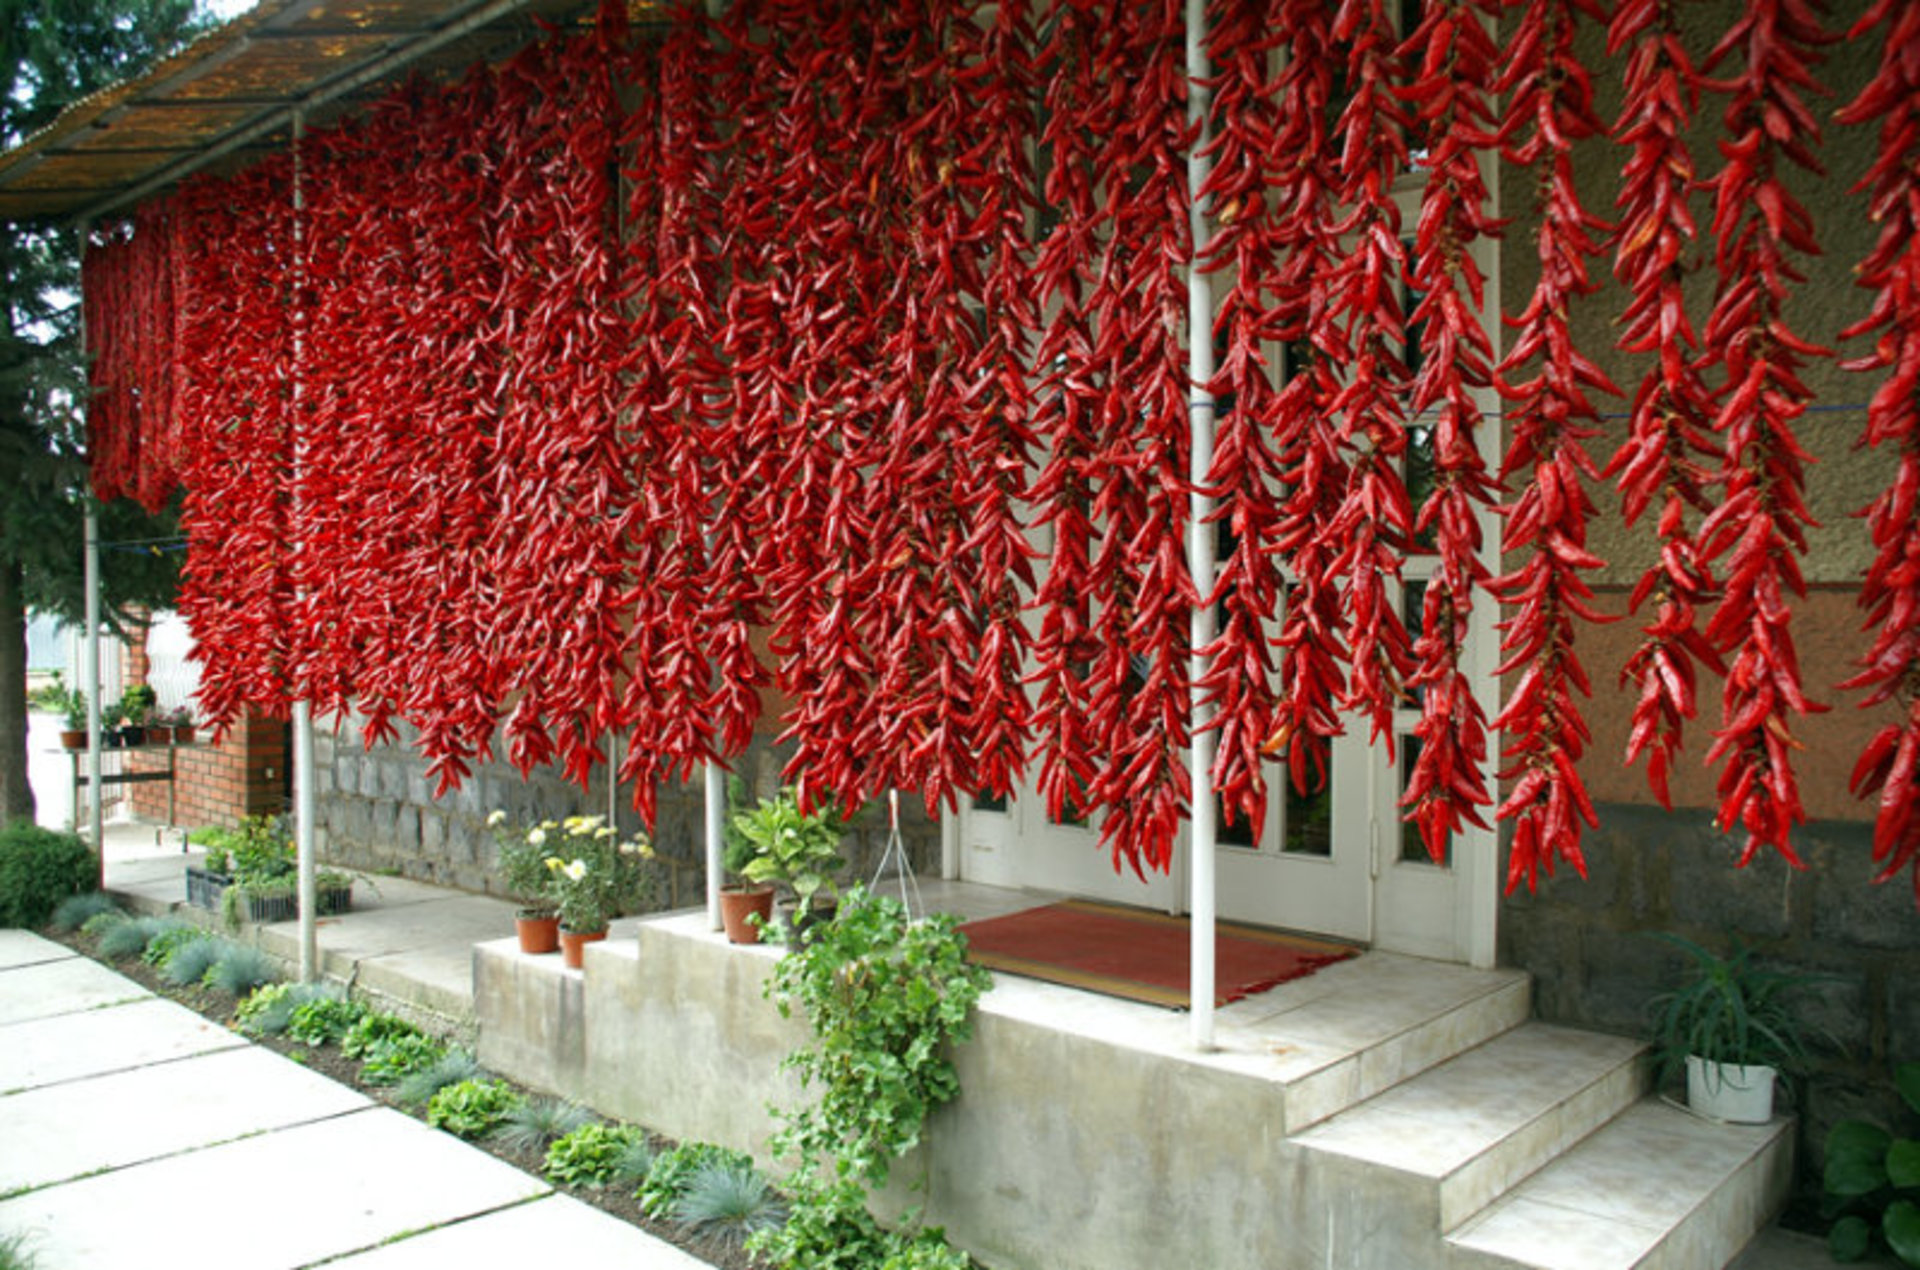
[959, 900, 1357, 1009]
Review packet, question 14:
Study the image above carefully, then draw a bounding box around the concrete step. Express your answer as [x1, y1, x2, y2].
[1445, 1099, 1793, 1270]
[1212, 951, 1535, 1132]
[1293, 1022, 1648, 1231]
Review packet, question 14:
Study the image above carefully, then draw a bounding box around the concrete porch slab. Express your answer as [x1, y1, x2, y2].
[0, 1106, 551, 1270]
[324, 1192, 716, 1268]
[0, 1043, 369, 1196]
[0, 995, 243, 1093]
[0, 954, 146, 1026]
[0, 929, 74, 970]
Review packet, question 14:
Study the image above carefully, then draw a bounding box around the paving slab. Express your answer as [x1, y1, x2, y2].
[0, 955, 146, 1026]
[0, 929, 74, 971]
[0, 1043, 370, 1196]
[0, 995, 243, 1093]
[324, 1192, 717, 1268]
[0, 1105, 551, 1269]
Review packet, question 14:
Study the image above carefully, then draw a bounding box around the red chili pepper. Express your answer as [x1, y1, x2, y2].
[1398, 0, 1503, 860]
[1488, 0, 1617, 893]
[1694, 0, 1832, 867]
[1835, 0, 1920, 901]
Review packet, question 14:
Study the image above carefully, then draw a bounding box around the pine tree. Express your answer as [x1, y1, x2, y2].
[0, 0, 203, 820]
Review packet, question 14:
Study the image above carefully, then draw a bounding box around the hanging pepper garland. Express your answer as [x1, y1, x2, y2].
[1397, 0, 1502, 861]
[1489, 0, 1616, 891]
[1322, 0, 1416, 759]
[1837, 0, 1920, 899]
[1200, 0, 1356, 840]
[1030, 0, 1195, 877]
[484, 10, 635, 788]
[1605, 0, 1724, 812]
[172, 159, 297, 737]
[1695, 0, 1831, 867]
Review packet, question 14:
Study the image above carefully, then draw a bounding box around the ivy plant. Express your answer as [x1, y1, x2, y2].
[1827, 1063, 1920, 1265]
[763, 885, 991, 1194]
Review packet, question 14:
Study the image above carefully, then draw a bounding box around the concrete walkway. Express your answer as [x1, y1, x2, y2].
[0, 925, 714, 1269]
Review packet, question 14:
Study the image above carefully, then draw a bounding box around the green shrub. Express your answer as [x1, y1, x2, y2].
[543, 1121, 650, 1189]
[426, 1078, 521, 1139]
[341, 1012, 422, 1060]
[97, 914, 170, 960]
[141, 921, 202, 967]
[79, 909, 128, 940]
[670, 1157, 786, 1250]
[358, 1033, 446, 1086]
[492, 1095, 595, 1153]
[394, 1047, 479, 1107]
[159, 935, 229, 987]
[285, 995, 365, 1047]
[1825, 1062, 1920, 1265]
[49, 891, 119, 932]
[204, 943, 278, 996]
[0, 823, 96, 927]
[639, 1141, 755, 1218]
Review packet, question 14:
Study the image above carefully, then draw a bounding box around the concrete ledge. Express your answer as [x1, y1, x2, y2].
[475, 938, 588, 1096]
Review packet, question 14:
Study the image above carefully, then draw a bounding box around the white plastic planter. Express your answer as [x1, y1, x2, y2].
[1686, 1055, 1777, 1124]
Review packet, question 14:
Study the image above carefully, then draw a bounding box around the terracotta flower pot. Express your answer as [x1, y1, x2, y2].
[59, 729, 85, 750]
[719, 885, 775, 945]
[516, 911, 561, 955]
[559, 926, 607, 969]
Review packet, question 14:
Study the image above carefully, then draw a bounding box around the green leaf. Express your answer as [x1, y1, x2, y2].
[1898, 1064, 1920, 1118]
[1830, 1216, 1872, 1263]
[1830, 1121, 1896, 1197]
[1887, 1200, 1920, 1267]
[1891, 1139, 1920, 1190]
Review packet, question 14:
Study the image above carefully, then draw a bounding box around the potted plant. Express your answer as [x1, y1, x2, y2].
[490, 811, 563, 954]
[1647, 932, 1820, 1124]
[167, 704, 197, 746]
[734, 787, 847, 942]
[118, 684, 156, 747]
[217, 815, 298, 927]
[718, 776, 775, 944]
[59, 689, 87, 750]
[541, 816, 658, 969]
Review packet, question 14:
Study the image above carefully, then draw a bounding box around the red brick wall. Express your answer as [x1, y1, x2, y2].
[127, 714, 288, 828]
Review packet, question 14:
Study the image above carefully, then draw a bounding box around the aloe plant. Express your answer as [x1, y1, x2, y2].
[1645, 933, 1818, 1083]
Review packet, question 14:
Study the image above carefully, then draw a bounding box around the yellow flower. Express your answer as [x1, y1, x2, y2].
[594, 826, 617, 840]
[486, 810, 507, 827]
[564, 815, 604, 837]
[544, 856, 565, 873]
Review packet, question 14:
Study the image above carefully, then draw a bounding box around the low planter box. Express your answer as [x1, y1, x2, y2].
[186, 867, 233, 912]
[317, 883, 353, 916]
[243, 890, 298, 924]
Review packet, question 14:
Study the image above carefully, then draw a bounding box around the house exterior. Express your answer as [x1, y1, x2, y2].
[6, 0, 1918, 1258]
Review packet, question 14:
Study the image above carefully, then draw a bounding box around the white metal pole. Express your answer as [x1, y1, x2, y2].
[704, 760, 724, 930]
[1185, 0, 1219, 1052]
[290, 109, 317, 982]
[84, 500, 103, 883]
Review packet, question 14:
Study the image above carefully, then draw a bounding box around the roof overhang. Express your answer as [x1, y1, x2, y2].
[0, 0, 642, 225]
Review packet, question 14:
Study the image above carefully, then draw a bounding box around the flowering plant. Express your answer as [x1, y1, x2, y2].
[535, 815, 657, 933]
[489, 811, 562, 916]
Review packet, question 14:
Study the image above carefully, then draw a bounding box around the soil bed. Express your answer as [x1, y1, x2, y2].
[41, 924, 756, 1270]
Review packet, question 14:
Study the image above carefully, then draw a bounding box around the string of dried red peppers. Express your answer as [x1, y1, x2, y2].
[1695, 0, 1831, 867]
[1605, 0, 1724, 813]
[1323, 0, 1416, 760]
[1398, 0, 1502, 861]
[1489, 0, 1615, 891]
[1031, 0, 1195, 877]
[1837, 0, 1920, 899]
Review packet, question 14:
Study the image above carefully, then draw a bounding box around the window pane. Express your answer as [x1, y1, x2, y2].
[1399, 735, 1451, 866]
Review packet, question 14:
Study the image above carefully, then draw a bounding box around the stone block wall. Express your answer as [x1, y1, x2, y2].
[1500, 803, 1920, 1188]
[312, 715, 942, 912]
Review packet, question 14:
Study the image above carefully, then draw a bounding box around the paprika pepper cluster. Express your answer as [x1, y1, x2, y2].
[1605, 0, 1724, 815]
[1694, 0, 1832, 867]
[1398, 0, 1503, 862]
[72, 2, 1920, 902]
[1837, 0, 1920, 899]
[1489, 0, 1616, 891]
